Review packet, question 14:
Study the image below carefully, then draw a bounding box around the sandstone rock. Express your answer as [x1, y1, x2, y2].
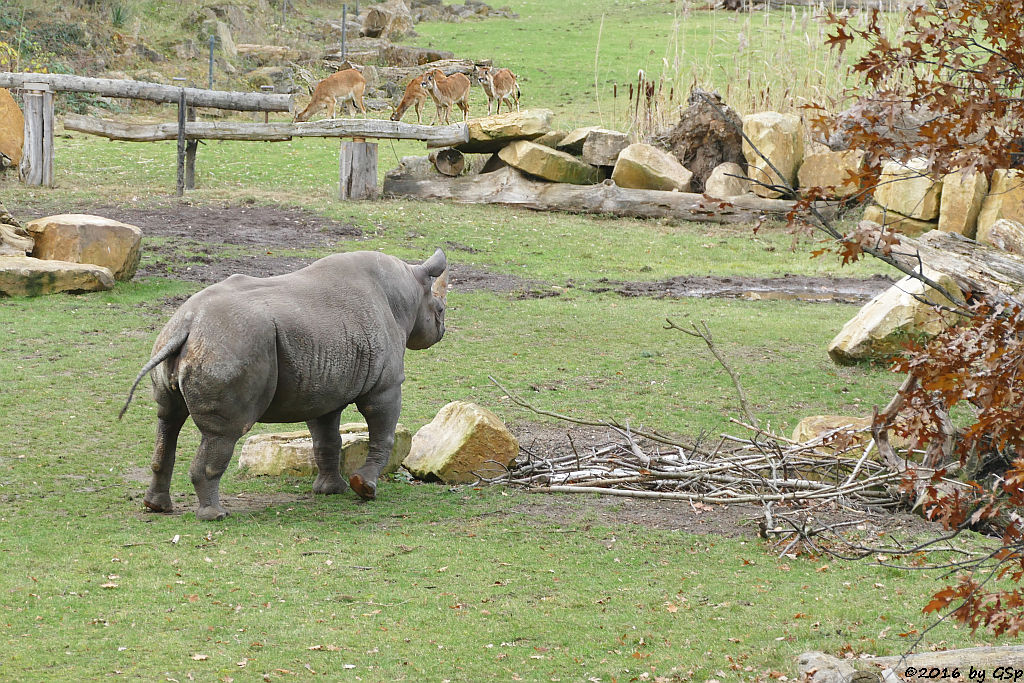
[741, 111, 804, 199]
[704, 161, 750, 198]
[380, 45, 454, 67]
[828, 264, 961, 365]
[245, 66, 301, 94]
[403, 401, 518, 483]
[797, 149, 865, 198]
[531, 130, 567, 148]
[235, 44, 301, 65]
[362, 0, 415, 40]
[25, 214, 142, 281]
[498, 140, 600, 185]
[976, 169, 1024, 238]
[611, 143, 693, 192]
[873, 157, 941, 220]
[454, 109, 553, 154]
[792, 415, 909, 452]
[237, 422, 412, 478]
[202, 19, 237, 58]
[861, 204, 936, 237]
[0, 88, 24, 167]
[938, 169, 988, 238]
[556, 126, 602, 154]
[0, 257, 115, 296]
[977, 218, 1024, 257]
[582, 129, 629, 167]
[795, 652, 858, 683]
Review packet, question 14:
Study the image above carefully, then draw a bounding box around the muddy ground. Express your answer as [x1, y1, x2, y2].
[15, 201, 932, 538]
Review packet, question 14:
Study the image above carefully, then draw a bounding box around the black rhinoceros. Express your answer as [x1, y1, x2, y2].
[120, 249, 448, 520]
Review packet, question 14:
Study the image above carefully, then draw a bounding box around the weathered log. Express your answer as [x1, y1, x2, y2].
[0, 72, 292, 112]
[377, 59, 483, 86]
[20, 82, 53, 187]
[891, 230, 1024, 302]
[384, 165, 835, 223]
[62, 113, 470, 146]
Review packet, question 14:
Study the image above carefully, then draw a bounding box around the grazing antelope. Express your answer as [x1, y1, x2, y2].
[475, 65, 520, 115]
[294, 68, 366, 122]
[390, 69, 444, 124]
[420, 70, 471, 125]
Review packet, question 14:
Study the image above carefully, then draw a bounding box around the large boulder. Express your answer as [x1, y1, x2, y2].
[741, 111, 804, 198]
[581, 129, 629, 167]
[237, 422, 412, 477]
[202, 19, 237, 58]
[25, 214, 142, 281]
[828, 263, 961, 365]
[660, 89, 746, 193]
[0, 257, 115, 296]
[611, 143, 693, 192]
[976, 169, 1024, 238]
[703, 161, 750, 199]
[0, 88, 24, 167]
[244, 66, 302, 94]
[362, 0, 415, 40]
[861, 204, 936, 237]
[403, 401, 519, 484]
[938, 169, 988, 238]
[977, 218, 1024, 257]
[796, 149, 865, 198]
[872, 157, 942, 220]
[498, 140, 600, 185]
[454, 109, 553, 154]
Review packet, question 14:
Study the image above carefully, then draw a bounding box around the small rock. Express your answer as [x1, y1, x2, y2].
[238, 423, 412, 477]
[873, 157, 942, 220]
[498, 140, 600, 185]
[581, 129, 629, 167]
[742, 111, 804, 198]
[403, 401, 518, 484]
[556, 126, 602, 154]
[704, 161, 749, 198]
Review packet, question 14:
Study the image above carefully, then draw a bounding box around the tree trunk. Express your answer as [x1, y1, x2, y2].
[0, 72, 292, 112]
[384, 165, 835, 223]
[892, 230, 1024, 303]
[339, 141, 378, 200]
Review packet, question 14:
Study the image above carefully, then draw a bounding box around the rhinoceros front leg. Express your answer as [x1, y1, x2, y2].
[308, 409, 349, 495]
[350, 387, 400, 501]
[189, 432, 241, 521]
[144, 409, 188, 513]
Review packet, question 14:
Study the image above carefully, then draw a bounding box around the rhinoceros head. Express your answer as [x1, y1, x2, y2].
[407, 248, 448, 350]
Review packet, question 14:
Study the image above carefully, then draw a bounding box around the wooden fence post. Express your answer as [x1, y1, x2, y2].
[19, 82, 54, 187]
[339, 139, 377, 200]
[176, 88, 186, 197]
[185, 104, 198, 190]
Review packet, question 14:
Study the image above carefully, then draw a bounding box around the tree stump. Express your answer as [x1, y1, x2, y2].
[339, 140, 378, 200]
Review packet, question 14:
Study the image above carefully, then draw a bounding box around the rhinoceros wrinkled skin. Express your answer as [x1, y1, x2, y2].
[120, 249, 448, 521]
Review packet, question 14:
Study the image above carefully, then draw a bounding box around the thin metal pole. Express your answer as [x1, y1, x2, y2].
[341, 5, 347, 62]
[208, 35, 215, 90]
[281, 0, 287, 26]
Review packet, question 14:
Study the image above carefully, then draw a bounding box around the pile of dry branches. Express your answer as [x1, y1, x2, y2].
[486, 377, 909, 510]
[485, 422, 904, 509]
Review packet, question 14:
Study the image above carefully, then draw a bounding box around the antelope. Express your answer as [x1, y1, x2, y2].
[475, 65, 520, 115]
[390, 69, 444, 124]
[294, 68, 366, 122]
[420, 70, 471, 125]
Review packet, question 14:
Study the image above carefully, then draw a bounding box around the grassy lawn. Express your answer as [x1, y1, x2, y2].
[0, 0, 1004, 679]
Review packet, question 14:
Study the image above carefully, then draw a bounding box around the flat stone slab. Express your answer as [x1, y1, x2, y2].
[237, 422, 412, 478]
[498, 139, 600, 185]
[0, 256, 115, 296]
[453, 109, 553, 154]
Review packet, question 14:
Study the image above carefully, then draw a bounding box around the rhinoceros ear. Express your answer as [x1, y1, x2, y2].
[431, 269, 448, 302]
[417, 248, 447, 279]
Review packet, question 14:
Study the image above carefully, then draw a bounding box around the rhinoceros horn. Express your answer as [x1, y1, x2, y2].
[432, 269, 448, 302]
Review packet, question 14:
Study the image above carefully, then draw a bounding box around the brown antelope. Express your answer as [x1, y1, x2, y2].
[294, 68, 366, 122]
[421, 70, 471, 125]
[390, 69, 444, 124]
[475, 65, 520, 115]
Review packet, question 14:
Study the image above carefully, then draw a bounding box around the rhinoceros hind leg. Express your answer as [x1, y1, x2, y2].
[190, 433, 238, 521]
[349, 472, 376, 500]
[144, 411, 188, 513]
[308, 410, 349, 495]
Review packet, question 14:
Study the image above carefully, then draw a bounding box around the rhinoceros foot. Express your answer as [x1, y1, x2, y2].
[313, 473, 349, 495]
[349, 473, 377, 501]
[197, 504, 230, 521]
[143, 491, 174, 513]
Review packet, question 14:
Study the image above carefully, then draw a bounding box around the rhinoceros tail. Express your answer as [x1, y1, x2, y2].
[118, 313, 193, 421]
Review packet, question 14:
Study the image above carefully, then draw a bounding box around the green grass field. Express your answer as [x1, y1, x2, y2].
[0, 0, 1003, 679]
